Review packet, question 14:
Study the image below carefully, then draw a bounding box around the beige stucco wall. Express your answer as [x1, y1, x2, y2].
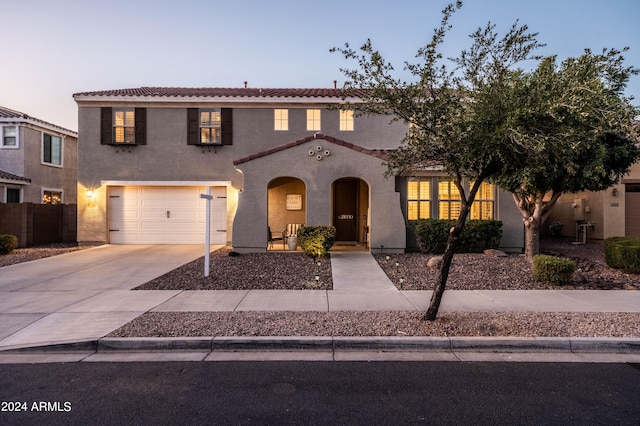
[232, 137, 406, 253]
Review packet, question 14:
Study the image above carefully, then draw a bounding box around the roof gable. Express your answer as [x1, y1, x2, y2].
[233, 133, 388, 166]
[0, 106, 77, 136]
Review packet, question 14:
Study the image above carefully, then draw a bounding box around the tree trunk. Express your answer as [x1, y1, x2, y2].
[424, 211, 467, 321]
[524, 218, 540, 261]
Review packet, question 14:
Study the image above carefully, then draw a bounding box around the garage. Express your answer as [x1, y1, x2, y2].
[108, 186, 227, 244]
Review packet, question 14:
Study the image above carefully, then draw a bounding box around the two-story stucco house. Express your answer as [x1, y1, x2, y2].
[73, 87, 524, 252]
[0, 106, 78, 204]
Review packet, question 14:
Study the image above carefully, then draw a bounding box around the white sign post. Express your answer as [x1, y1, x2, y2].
[200, 187, 213, 277]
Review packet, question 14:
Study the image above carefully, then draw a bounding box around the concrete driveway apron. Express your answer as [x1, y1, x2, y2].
[0, 245, 207, 350]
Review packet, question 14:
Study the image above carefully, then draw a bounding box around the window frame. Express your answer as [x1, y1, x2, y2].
[42, 132, 63, 167]
[306, 109, 321, 131]
[42, 188, 63, 205]
[470, 181, 495, 220]
[274, 109, 289, 131]
[4, 187, 21, 203]
[407, 178, 431, 221]
[187, 108, 232, 146]
[437, 179, 462, 220]
[339, 109, 354, 131]
[198, 108, 222, 144]
[1, 125, 19, 149]
[113, 108, 136, 144]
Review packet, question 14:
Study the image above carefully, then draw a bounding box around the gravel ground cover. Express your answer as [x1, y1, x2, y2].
[0, 243, 85, 267]
[135, 248, 333, 290]
[375, 238, 640, 291]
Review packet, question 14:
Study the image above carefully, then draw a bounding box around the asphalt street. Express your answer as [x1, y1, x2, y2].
[1, 361, 639, 425]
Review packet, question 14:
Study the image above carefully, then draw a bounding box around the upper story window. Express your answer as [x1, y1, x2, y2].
[274, 109, 288, 131]
[306, 109, 321, 131]
[2, 125, 18, 148]
[42, 133, 62, 166]
[339, 109, 354, 131]
[199, 109, 221, 144]
[101, 107, 147, 146]
[470, 181, 495, 220]
[114, 109, 135, 143]
[407, 179, 431, 221]
[187, 108, 233, 146]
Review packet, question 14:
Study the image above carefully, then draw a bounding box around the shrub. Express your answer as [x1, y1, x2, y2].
[297, 226, 336, 257]
[532, 254, 576, 285]
[0, 234, 18, 255]
[604, 236, 640, 274]
[413, 219, 503, 254]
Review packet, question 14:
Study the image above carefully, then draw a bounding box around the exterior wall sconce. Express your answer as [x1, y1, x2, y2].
[86, 188, 96, 207]
[612, 188, 619, 196]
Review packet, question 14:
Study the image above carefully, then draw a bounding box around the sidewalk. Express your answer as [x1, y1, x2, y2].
[0, 246, 639, 360]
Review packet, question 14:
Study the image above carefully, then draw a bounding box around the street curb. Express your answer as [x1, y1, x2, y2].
[2, 336, 640, 354]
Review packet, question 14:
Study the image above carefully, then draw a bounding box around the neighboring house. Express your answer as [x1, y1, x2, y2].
[547, 161, 640, 241]
[72, 87, 524, 252]
[0, 106, 78, 204]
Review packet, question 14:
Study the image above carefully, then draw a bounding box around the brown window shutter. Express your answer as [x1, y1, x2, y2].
[100, 107, 112, 145]
[221, 108, 232, 145]
[187, 108, 199, 145]
[134, 108, 146, 145]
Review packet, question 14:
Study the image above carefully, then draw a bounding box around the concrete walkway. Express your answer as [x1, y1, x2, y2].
[0, 246, 639, 353]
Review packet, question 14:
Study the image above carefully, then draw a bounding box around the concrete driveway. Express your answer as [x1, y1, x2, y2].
[0, 245, 207, 350]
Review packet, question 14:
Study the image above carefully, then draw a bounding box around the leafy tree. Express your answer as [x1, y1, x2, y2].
[332, 2, 543, 320]
[492, 50, 640, 260]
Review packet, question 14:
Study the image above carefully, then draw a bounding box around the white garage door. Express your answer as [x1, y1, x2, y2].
[108, 186, 227, 244]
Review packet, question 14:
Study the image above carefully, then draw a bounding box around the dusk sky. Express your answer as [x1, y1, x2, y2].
[2, 0, 639, 132]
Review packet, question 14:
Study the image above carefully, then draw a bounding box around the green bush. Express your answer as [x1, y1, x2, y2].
[413, 219, 503, 254]
[532, 255, 576, 285]
[0, 234, 18, 255]
[297, 226, 336, 257]
[604, 236, 640, 274]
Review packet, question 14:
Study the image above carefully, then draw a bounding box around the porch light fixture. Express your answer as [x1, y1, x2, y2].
[86, 188, 95, 200]
[612, 188, 619, 196]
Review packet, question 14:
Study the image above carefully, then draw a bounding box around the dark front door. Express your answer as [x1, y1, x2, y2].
[334, 179, 358, 241]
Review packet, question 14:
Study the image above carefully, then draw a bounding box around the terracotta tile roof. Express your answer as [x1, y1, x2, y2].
[233, 133, 389, 165]
[73, 86, 369, 99]
[0, 169, 31, 184]
[0, 106, 77, 136]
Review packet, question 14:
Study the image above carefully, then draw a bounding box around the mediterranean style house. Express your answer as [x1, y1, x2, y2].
[73, 87, 524, 253]
[0, 106, 77, 204]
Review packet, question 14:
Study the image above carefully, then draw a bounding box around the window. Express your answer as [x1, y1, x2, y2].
[42, 133, 62, 166]
[407, 179, 431, 221]
[306, 109, 321, 131]
[470, 181, 495, 220]
[438, 179, 461, 219]
[339, 109, 354, 131]
[100, 107, 146, 145]
[187, 108, 232, 145]
[1, 125, 18, 148]
[199, 109, 221, 143]
[42, 190, 62, 205]
[274, 109, 288, 131]
[114, 109, 135, 143]
[6, 188, 20, 203]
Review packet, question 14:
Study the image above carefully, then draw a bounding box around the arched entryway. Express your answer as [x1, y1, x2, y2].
[332, 177, 370, 247]
[268, 177, 306, 238]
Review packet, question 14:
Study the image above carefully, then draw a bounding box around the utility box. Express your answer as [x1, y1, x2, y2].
[573, 199, 585, 221]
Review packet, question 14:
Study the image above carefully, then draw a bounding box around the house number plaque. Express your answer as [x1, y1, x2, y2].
[338, 214, 354, 220]
[286, 194, 302, 210]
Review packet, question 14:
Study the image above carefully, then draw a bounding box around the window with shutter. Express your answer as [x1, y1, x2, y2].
[100, 107, 146, 145]
[187, 108, 232, 145]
